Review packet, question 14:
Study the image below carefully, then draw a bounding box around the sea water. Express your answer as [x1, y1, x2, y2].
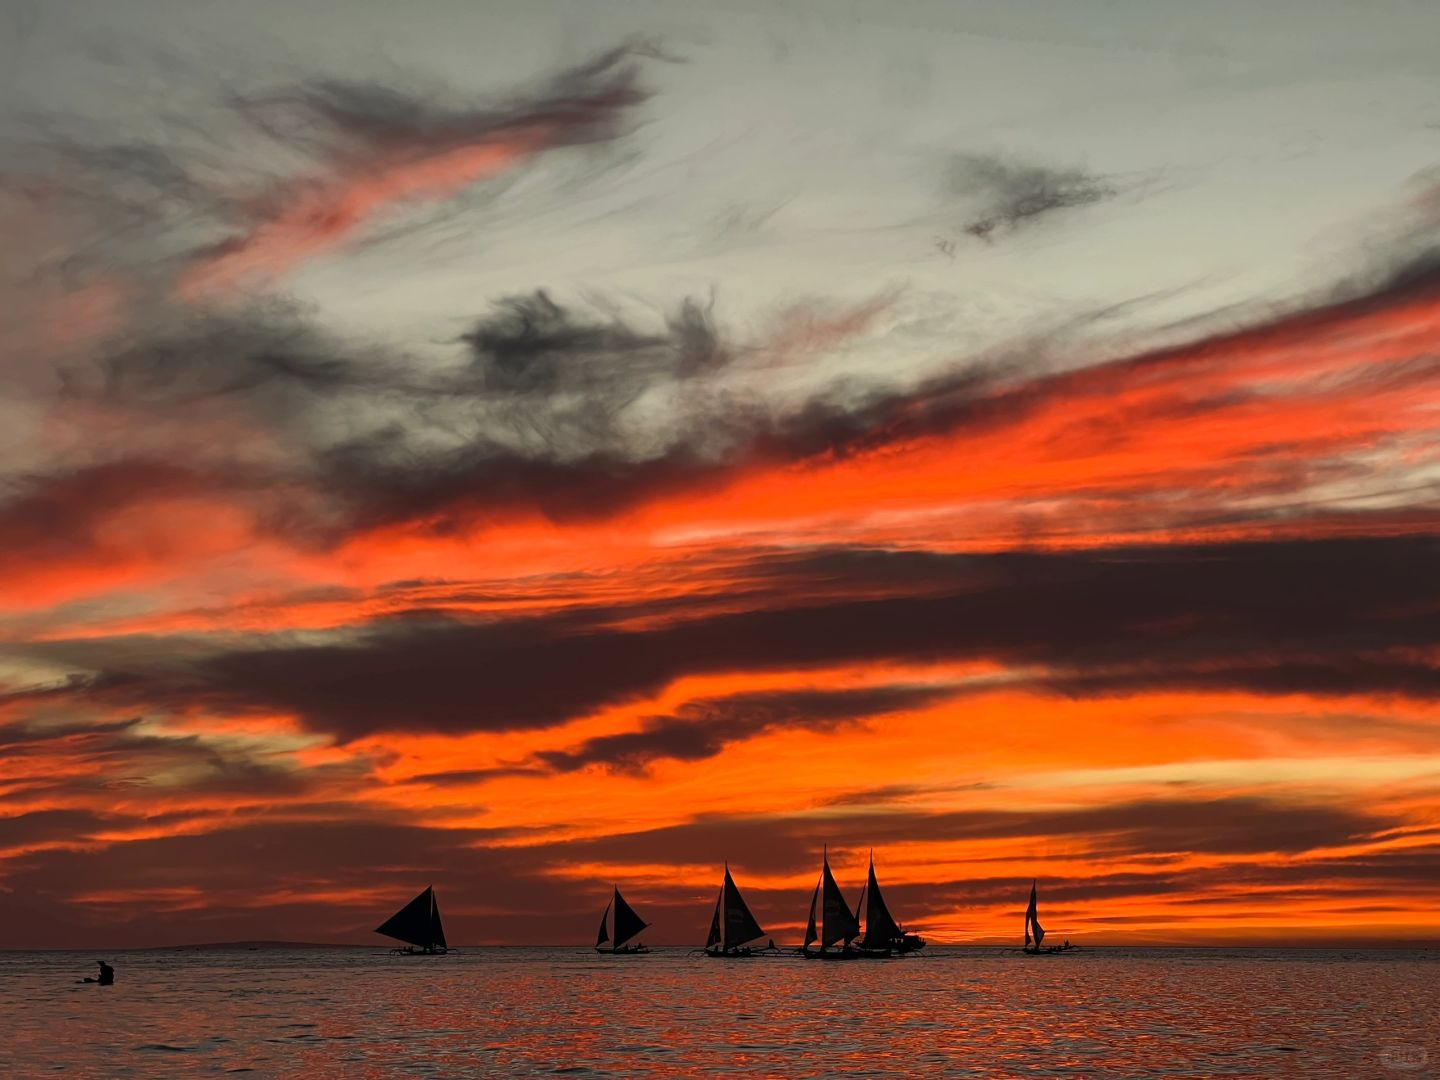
[0, 947, 1434, 1077]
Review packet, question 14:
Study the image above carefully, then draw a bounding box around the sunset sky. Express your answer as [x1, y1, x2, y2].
[2, 0, 1438, 949]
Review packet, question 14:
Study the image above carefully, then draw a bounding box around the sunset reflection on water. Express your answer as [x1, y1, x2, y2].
[1, 947, 1434, 1076]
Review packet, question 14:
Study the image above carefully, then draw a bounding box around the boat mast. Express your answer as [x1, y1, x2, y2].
[804, 883, 819, 951]
[705, 887, 722, 953]
[821, 846, 830, 952]
[722, 862, 728, 953]
[819, 845, 859, 952]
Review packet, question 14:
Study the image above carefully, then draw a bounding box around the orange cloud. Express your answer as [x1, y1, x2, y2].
[179, 134, 547, 297]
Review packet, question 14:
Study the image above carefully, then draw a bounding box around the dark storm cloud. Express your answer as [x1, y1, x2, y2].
[403, 766, 545, 787]
[229, 40, 656, 164]
[818, 781, 995, 806]
[37, 283, 883, 535]
[322, 289, 735, 527]
[944, 152, 1116, 242]
[0, 808, 111, 851]
[0, 715, 142, 752]
[13, 535, 1436, 740]
[178, 41, 662, 282]
[551, 795, 1396, 873]
[536, 685, 956, 773]
[17, 242, 1439, 552]
[0, 712, 369, 809]
[0, 818, 491, 898]
[461, 289, 725, 397]
[40, 288, 734, 539]
[0, 816, 604, 948]
[965, 847, 1440, 917]
[75, 286, 725, 435]
[4, 40, 659, 290]
[0, 460, 228, 562]
[1, 797, 1422, 948]
[69, 303, 394, 405]
[1044, 657, 1440, 701]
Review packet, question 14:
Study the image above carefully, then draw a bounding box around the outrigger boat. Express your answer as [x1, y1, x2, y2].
[376, 885, 449, 955]
[1022, 880, 1076, 955]
[704, 864, 775, 957]
[595, 886, 650, 954]
[801, 847, 868, 960]
[853, 851, 923, 957]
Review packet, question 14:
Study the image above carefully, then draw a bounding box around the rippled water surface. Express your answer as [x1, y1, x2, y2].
[1, 947, 1435, 1076]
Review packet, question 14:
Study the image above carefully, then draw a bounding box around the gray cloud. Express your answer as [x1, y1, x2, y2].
[944, 152, 1115, 242]
[230, 40, 657, 162]
[2, 40, 660, 303]
[5, 241, 1431, 568]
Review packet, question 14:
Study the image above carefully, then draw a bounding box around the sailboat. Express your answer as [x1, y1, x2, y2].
[703, 864, 773, 957]
[801, 847, 862, 960]
[376, 885, 449, 955]
[595, 887, 650, 954]
[1022, 880, 1074, 955]
[853, 851, 923, 957]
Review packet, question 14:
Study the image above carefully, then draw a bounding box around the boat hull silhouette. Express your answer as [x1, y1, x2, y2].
[852, 945, 895, 959]
[802, 946, 863, 961]
[1022, 943, 1077, 956]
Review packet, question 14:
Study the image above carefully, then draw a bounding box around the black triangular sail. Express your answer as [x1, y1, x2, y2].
[376, 885, 446, 951]
[430, 890, 447, 950]
[820, 849, 859, 948]
[705, 889, 723, 949]
[722, 865, 766, 949]
[1026, 880, 1045, 948]
[862, 855, 903, 948]
[612, 888, 648, 948]
[596, 899, 612, 948]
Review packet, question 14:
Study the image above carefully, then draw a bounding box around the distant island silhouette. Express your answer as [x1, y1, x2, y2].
[142, 940, 359, 951]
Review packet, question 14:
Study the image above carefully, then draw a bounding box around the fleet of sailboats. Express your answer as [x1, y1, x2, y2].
[374, 864, 1073, 958]
[595, 887, 650, 954]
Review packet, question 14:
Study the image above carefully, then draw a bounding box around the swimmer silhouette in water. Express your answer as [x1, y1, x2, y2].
[80, 960, 114, 985]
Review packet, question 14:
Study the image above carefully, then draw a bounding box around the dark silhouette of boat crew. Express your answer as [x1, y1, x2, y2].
[79, 960, 113, 985]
